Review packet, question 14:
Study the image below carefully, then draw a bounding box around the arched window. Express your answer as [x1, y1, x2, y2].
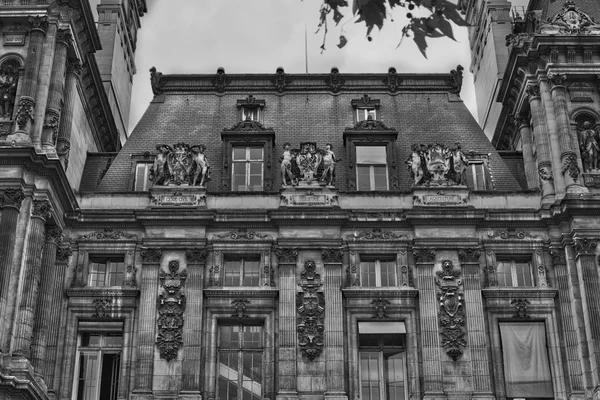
[0, 58, 21, 120]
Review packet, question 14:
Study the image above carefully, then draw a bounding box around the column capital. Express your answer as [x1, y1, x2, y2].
[0, 187, 25, 210]
[573, 238, 597, 256]
[550, 248, 566, 265]
[513, 113, 529, 129]
[548, 73, 567, 89]
[458, 248, 481, 263]
[44, 224, 63, 244]
[140, 247, 162, 263]
[413, 248, 435, 263]
[31, 199, 52, 220]
[185, 248, 206, 263]
[526, 84, 541, 100]
[56, 28, 72, 46]
[66, 59, 83, 76]
[56, 246, 73, 263]
[275, 247, 298, 264]
[28, 16, 49, 35]
[321, 247, 343, 264]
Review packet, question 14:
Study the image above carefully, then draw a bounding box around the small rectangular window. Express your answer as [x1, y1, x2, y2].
[134, 163, 152, 191]
[88, 256, 125, 287]
[357, 108, 377, 122]
[223, 255, 261, 287]
[232, 146, 264, 191]
[241, 107, 260, 122]
[360, 256, 397, 287]
[466, 161, 489, 190]
[497, 258, 533, 287]
[356, 146, 388, 191]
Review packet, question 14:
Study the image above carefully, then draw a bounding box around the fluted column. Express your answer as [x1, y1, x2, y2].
[573, 239, 600, 392]
[0, 188, 25, 354]
[56, 60, 81, 169]
[527, 84, 555, 204]
[551, 248, 584, 395]
[514, 114, 539, 190]
[540, 79, 567, 197]
[10, 16, 48, 144]
[549, 73, 583, 193]
[322, 248, 347, 400]
[41, 29, 70, 155]
[276, 248, 299, 400]
[134, 248, 162, 393]
[12, 199, 52, 357]
[458, 249, 494, 399]
[414, 248, 445, 399]
[181, 248, 206, 397]
[45, 245, 72, 393]
[31, 224, 62, 376]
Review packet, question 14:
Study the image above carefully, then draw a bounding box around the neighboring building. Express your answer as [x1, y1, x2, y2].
[2, 2, 600, 400]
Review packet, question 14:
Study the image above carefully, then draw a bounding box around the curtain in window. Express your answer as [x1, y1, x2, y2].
[499, 322, 553, 398]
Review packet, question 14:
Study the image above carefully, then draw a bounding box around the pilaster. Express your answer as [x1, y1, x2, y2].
[414, 248, 446, 400]
[276, 247, 299, 400]
[12, 199, 52, 357]
[514, 114, 539, 190]
[180, 248, 207, 399]
[133, 247, 162, 394]
[322, 248, 347, 400]
[458, 248, 494, 400]
[56, 60, 82, 170]
[540, 79, 567, 198]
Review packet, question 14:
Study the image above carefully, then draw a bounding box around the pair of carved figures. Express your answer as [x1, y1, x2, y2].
[0, 59, 19, 119]
[280, 142, 338, 186]
[406, 142, 469, 186]
[579, 121, 600, 173]
[150, 143, 210, 186]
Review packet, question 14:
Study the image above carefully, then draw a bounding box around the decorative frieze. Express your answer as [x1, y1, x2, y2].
[214, 229, 272, 241]
[436, 260, 467, 360]
[80, 228, 137, 241]
[297, 260, 325, 361]
[348, 228, 402, 241]
[156, 260, 187, 362]
[231, 299, 250, 319]
[486, 228, 540, 240]
[371, 298, 390, 319]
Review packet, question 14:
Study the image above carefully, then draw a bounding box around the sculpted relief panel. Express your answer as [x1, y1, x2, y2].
[406, 142, 469, 186]
[150, 143, 210, 187]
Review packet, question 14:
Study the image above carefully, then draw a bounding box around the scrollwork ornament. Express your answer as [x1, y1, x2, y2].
[297, 260, 325, 361]
[413, 248, 436, 263]
[458, 248, 481, 263]
[45, 225, 63, 244]
[156, 260, 187, 361]
[31, 199, 52, 220]
[573, 238, 597, 256]
[436, 260, 467, 360]
[140, 248, 162, 263]
[0, 188, 25, 209]
[321, 248, 343, 264]
[276, 248, 298, 264]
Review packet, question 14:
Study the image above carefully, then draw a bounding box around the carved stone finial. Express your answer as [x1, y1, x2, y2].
[0, 188, 25, 209]
[31, 199, 52, 220]
[45, 225, 63, 244]
[149, 66, 163, 96]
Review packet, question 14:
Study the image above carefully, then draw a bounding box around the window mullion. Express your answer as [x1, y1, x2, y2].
[379, 351, 385, 400]
[511, 260, 518, 288]
[375, 260, 381, 287]
[370, 166, 375, 191]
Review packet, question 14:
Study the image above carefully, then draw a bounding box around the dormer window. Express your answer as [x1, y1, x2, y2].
[357, 108, 377, 122]
[351, 94, 381, 123]
[237, 95, 265, 123]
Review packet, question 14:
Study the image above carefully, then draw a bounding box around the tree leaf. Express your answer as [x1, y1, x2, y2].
[413, 0, 434, 10]
[431, 14, 455, 40]
[440, 0, 468, 26]
[333, 9, 344, 24]
[411, 25, 429, 58]
[355, 0, 386, 35]
[388, 0, 403, 8]
[337, 35, 348, 48]
[326, 0, 349, 9]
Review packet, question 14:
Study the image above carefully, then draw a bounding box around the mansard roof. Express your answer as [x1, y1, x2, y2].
[92, 71, 522, 192]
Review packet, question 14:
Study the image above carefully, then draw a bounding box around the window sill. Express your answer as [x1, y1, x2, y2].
[342, 287, 418, 299]
[204, 287, 279, 298]
[66, 287, 140, 298]
[481, 288, 557, 298]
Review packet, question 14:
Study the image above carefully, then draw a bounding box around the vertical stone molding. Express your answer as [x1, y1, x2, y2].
[134, 248, 162, 392]
[156, 260, 187, 361]
[483, 250, 497, 288]
[572, 238, 600, 389]
[208, 250, 222, 287]
[436, 260, 466, 360]
[346, 250, 359, 287]
[540, 79, 567, 197]
[275, 247, 299, 399]
[45, 245, 71, 390]
[321, 248, 347, 399]
[263, 250, 274, 286]
[12, 199, 52, 357]
[549, 73, 583, 191]
[31, 224, 62, 376]
[41, 28, 71, 154]
[526, 84, 555, 203]
[56, 60, 82, 169]
[10, 16, 48, 143]
[551, 247, 584, 393]
[458, 248, 494, 399]
[413, 248, 444, 397]
[181, 248, 206, 395]
[514, 114, 540, 189]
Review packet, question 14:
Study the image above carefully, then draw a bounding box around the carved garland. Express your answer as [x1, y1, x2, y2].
[436, 260, 467, 360]
[297, 260, 325, 361]
[156, 260, 187, 361]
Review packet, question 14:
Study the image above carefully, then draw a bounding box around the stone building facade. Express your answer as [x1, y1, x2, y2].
[2, 2, 600, 400]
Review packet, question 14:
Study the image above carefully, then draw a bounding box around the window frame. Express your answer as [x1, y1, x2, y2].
[496, 257, 534, 288]
[130, 153, 154, 191]
[465, 152, 492, 191]
[356, 145, 390, 191]
[133, 162, 152, 191]
[231, 146, 264, 192]
[356, 107, 377, 122]
[87, 254, 126, 287]
[236, 95, 265, 123]
[351, 94, 381, 124]
[223, 254, 262, 287]
[359, 255, 398, 287]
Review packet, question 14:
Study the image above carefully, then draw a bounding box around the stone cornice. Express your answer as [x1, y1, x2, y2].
[481, 288, 558, 299]
[203, 288, 279, 299]
[66, 287, 140, 298]
[342, 288, 419, 298]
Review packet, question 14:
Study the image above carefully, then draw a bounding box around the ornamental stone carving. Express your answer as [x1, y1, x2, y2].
[92, 298, 110, 318]
[578, 121, 599, 173]
[0, 188, 24, 209]
[185, 248, 207, 263]
[458, 248, 481, 263]
[562, 152, 580, 180]
[550, 249, 566, 265]
[413, 248, 435, 263]
[56, 246, 73, 263]
[157, 260, 187, 362]
[297, 260, 325, 361]
[349, 228, 402, 241]
[15, 96, 34, 129]
[0, 58, 19, 119]
[538, 162, 553, 182]
[272, 66, 291, 92]
[573, 238, 597, 255]
[31, 199, 52, 220]
[79, 228, 137, 241]
[276, 248, 298, 264]
[436, 260, 467, 360]
[511, 299, 530, 319]
[548, 73, 567, 88]
[325, 67, 344, 92]
[383, 67, 401, 92]
[321, 248, 343, 264]
[486, 228, 540, 240]
[371, 298, 390, 319]
[140, 248, 162, 263]
[149, 143, 211, 187]
[212, 67, 229, 92]
[405, 142, 469, 186]
[279, 142, 339, 186]
[45, 225, 64, 244]
[231, 299, 250, 319]
[149, 66, 163, 97]
[541, 0, 600, 35]
[214, 229, 271, 241]
[526, 84, 541, 100]
[29, 16, 49, 32]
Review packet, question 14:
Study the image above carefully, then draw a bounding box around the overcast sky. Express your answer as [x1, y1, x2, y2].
[127, 1, 478, 135]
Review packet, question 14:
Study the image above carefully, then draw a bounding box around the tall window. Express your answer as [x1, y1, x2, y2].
[357, 108, 377, 121]
[134, 163, 152, 191]
[466, 161, 489, 190]
[497, 258, 533, 287]
[356, 146, 388, 191]
[232, 146, 264, 191]
[224, 255, 260, 286]
[499, 322, 553, 399]
[74, 333, 122, 400]
[88, 256, 125, 287]
[360, 256, 397, 287]
[218, 324, 263, 400]
[359, 324, 406, 400]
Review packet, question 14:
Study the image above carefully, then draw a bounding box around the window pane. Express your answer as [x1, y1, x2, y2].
[356, 146, 386, 164]
[108, 261, 124, 286]
[224, 260, 241, 286]
[233, 162, 246, 174]
[243, 260, 260, 286]
[248, 148, 263, 160]
[360, 261, 377, 287]
[103, 335, 123, 347]
[242, 353, 262, 399]
[366, 108, 377, 120]
[233, 148, 247, 160]
[515, 262, 533, 287]
[99, 353, 120, 400]
[134, 164, 150, 191]
[242, 326, 262, 348]
[89, 261, 107, 287]
[373, 165, 388, 190]
[386, 352, 405, 400]
[249, 162, 262, 175]
[497, 261, 513, 287]
[232, 174, 248, 191]
[78, 353, 99, 400]
[356, 166, 372, 191]
[81, 334, 101, 347]
[360, 352, 381, 400]
[380, 261, 396, 287]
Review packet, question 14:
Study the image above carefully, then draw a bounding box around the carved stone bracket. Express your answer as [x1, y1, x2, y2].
[297, 260, 325, 361]
[371, 298, 390, 319]
[156, 260, 187, 362]
[232, 299, 250, 319]
[321, 248, 343, 264]
[511, 299, 531, 319]
[436, 260, 467, 360]
[573, 238, 597, 256]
